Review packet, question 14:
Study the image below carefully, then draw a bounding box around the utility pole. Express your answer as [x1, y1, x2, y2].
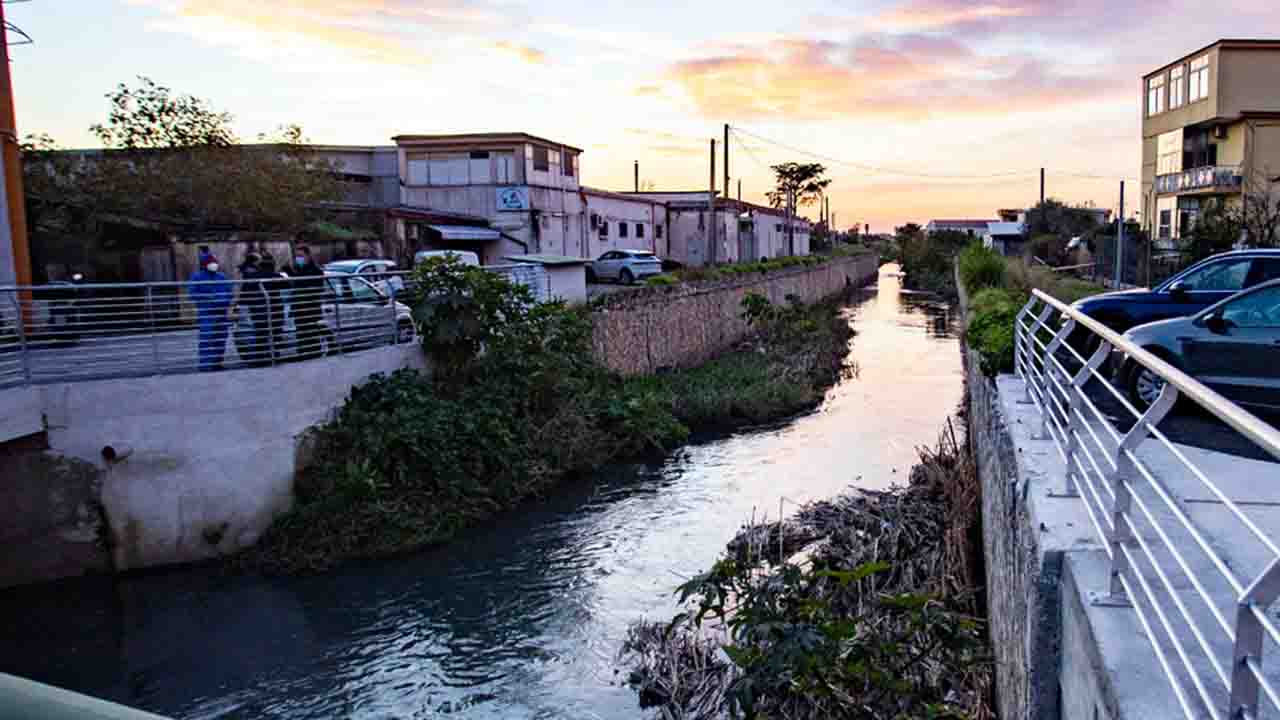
[0, 0, 30, 288]
[634, 161, 639, 192]
[737, 178, 742, 203]
[1039, 168, 1045, 206]
[723, 123, 729, 210]
[786, 188, 794, 255]
[1114, 181, 1126, 288]
[709, 138, 716, 265]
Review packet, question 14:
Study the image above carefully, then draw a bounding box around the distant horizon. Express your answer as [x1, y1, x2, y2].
[8, 1, 1276, 233]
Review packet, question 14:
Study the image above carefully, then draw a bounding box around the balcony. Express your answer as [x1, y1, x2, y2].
[1155, 165, 1243, 195]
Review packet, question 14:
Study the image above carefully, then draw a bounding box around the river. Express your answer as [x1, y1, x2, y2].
[0, 266, 963, 719]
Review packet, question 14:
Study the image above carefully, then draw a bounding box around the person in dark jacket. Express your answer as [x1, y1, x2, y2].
[258, 254, 287, 363]
[282, 245, 327, 360]
[234, 253, 274, 367]
[189, 250, 233, 371]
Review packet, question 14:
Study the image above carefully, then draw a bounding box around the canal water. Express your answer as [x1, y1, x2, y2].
[0, 267, 963, 719]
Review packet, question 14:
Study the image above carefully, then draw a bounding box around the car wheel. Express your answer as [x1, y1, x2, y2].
[620, 268, 634, 285]
[1127, 365, 1166, 411]
[397, 319, 415, 344]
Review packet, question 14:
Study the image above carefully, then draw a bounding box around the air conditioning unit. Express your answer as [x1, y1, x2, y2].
[1213, 125, 1228, 140]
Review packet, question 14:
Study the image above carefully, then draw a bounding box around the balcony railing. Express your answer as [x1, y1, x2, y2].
[1156, 165, 1244, 195]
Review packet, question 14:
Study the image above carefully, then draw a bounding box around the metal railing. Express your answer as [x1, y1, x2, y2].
[1015, 289, 1280, 720]
[0, 264, 551, 388]
[1156, 165, 1245, 195]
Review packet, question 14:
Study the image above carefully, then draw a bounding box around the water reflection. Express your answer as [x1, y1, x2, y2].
[0, 266, 963, 720]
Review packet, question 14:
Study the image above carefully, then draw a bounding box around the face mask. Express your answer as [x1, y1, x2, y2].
[206, 263, 219, 273]
[295, 257, 307, 267]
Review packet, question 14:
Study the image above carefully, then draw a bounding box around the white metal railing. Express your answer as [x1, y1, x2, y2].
[1015, 288, 1280, 720]
[0, 265, 550, 387]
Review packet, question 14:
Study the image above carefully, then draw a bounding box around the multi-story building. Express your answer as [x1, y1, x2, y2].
[1141, 39, 1280, 247]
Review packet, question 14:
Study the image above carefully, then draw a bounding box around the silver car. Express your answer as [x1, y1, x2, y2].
[1117, 278, 1280, 413]
[589, 250, 663, 285]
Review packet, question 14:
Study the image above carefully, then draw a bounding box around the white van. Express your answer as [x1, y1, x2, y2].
[414, 250, 481, 267]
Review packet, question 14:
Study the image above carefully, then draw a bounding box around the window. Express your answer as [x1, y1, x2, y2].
[1220, 286, 1280, 328]
[533, 146, 549, 172]
[1189, 56, 1210, 102]
[1158, 210, 1172, 239]
[406, 152, 429, 185]
[562, 151, 574, 177]
[429, 153, 468, 185]
[1147, 74, 1165, 116]
[776, 223, 783, 232]
[469, 151, 492, 184]
[1253, 259, 1280, 284]
[1169, 65, 1185, 108]
[636, 223, 644, 238]
[1183, 130, 1217, 170]
[1175, 258, 1252, 292]
[656, 224, 664, 239]
[495, 152, 515, 183]
[348, 278, 383, 304]
[620, 222, 628, 238]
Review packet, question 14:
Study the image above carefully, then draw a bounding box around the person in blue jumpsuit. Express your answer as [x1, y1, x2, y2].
[189, 250, 233, 371]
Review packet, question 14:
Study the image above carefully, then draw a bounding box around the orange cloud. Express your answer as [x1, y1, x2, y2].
[665, 35, 1125, 122]
[491, 41, 548, 64]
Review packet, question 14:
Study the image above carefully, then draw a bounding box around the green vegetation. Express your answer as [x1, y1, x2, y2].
[961, 246, 1104, 375]
[670, 246, 863, 285]
[239, 259, 856, 573]
[897, 225, 970, 296]
[623, 426, 992, 719]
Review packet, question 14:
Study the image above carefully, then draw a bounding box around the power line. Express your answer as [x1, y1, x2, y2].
[731, 125, 1139, 184]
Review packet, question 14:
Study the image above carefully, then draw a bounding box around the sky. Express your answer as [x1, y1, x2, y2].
[6, 1, 1279, 232]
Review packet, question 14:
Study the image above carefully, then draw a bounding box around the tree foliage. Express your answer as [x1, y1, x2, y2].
[1024, 198, 1101, 240]
[767, 162, 832, 209]
[22, 77, 343, 235]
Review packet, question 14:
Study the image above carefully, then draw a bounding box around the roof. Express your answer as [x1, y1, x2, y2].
[928, 219, 998, 229]
[1145, 38, 1280, 78]
[580, 186, 667, 205]
[392, 132, 583, 153]
[987, 221, 1025, 237]
[505, 254, 589, 265]
[387, 205, 489, 224]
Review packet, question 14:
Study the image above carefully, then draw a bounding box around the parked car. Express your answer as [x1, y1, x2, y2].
[1115, 278, 1280, 413]
[1072, 250, 1280, 335]
[589, 250, 663, 284]
[240, 274, 414, 360]
[323, 258, 405, 296]
[414, 250, 480, 267]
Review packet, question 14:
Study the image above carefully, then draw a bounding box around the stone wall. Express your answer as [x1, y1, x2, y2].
[591, 253, 879, 375]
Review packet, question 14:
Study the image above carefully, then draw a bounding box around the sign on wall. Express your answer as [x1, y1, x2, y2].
[497, 186, 531, 211]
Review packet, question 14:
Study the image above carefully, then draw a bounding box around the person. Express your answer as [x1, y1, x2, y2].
[258, 253, 287, 363]
[188, 250, 233, 371]
[282, 245, 327, 360]
[234, 253, 274, 367]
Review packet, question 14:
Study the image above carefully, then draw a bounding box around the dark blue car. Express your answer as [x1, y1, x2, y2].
[1073, 250, 1280, 335]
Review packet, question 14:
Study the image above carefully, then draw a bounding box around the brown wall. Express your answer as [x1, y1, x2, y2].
[1219, 48, 1280, 118]
[591, 253, 879, 375]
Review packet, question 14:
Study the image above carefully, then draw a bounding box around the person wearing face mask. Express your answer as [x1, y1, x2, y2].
[188, 249, 233, 371]
[281, 244, 327, 360]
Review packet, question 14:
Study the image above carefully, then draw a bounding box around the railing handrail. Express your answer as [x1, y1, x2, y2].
[1031, 288, 1280, 463]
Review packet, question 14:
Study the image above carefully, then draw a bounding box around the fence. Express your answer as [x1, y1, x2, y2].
[0, 264, 550, 388]
[1014, 289, 1280, 720]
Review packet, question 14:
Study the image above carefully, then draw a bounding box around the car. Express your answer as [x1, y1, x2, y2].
[238, 274, 415, 360]
[323, 258, 405, 296]
[1115, 278, 1280, 413]
[589, 249, 664, 285]
[1072, 250, 1280, 336]
[413, 250, 480, 267]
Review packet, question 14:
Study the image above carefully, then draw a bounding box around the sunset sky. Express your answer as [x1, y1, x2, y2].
[7, 1, 1278, 231]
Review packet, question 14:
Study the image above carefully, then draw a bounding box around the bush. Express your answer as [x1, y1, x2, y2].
[957, 243, 1006, 293]
[646, 274, 679, 287]
[966, 288, 1027, 375]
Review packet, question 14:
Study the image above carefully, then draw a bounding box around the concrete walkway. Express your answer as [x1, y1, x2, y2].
[996, 374, 1280, 720]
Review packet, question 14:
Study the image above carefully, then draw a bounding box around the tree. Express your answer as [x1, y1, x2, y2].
[1184, 199, 1242, 262]
[766, 162, 831, 209]
[1242, 170, 1280, 248]
[23, 78, 344, 237]
[1024, 198, 1100, 240]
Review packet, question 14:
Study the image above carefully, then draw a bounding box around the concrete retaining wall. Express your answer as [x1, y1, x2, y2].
[0, 344, 427, 587]
[591, 253, 879, 375]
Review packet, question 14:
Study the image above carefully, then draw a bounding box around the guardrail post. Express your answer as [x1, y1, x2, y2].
[1033, 314, 1071, 441]
[1099, 380, 1177, 606]
[1230, 558, 1280, 719]
[387, 281, 398, 345]
[265, 291, 277, 367]
[1013, 298, 1036, 384]
[332, 287, 343, 356]
[9, 292, 31, 386]
[146, 286, 160, 371]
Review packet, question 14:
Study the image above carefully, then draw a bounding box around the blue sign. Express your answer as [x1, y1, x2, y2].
[497, 186, 530, 211]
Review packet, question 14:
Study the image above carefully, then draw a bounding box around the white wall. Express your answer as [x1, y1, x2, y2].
[583, 193, 663, 259]
[39, 344, 429, 572]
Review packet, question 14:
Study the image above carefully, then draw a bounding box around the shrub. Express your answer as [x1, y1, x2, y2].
[646, 274, 679, 287]
[966, 288, 1027, 375]
[957, 243, 1006, 293]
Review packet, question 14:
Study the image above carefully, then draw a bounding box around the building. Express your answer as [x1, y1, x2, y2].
[630, 192, 811, 265]
[985, 222, 1027, 256]
[1141, 39, 1280, 247]
[926, 219, 999, 243]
